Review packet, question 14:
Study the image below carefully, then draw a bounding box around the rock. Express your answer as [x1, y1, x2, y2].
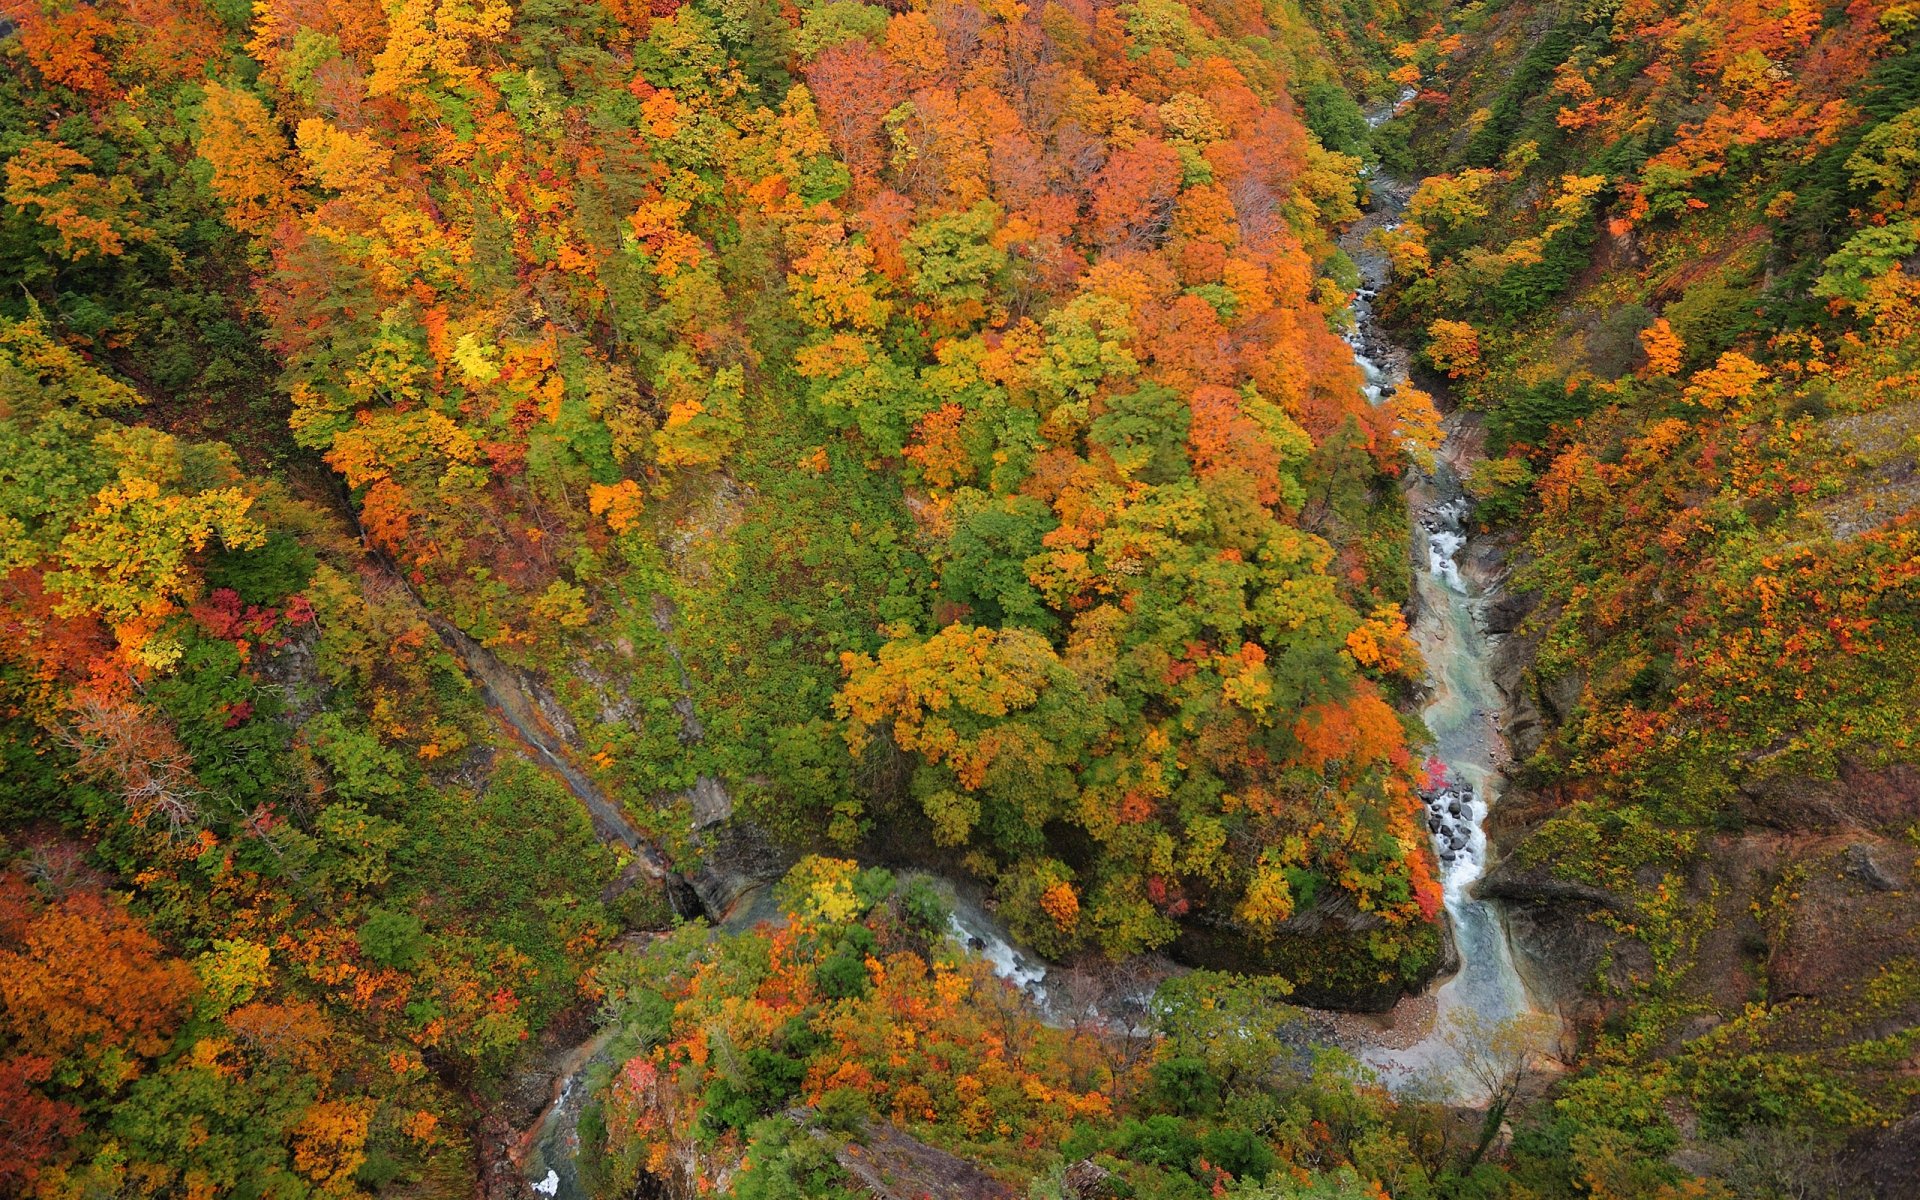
[1062, 1159, 1117, 1200]
[1169, 900, 1444, 1012]
[1841, 842, 1899, 891]
[687, 816, 795, 920]
[829, 1121, 1016, 1200]
[1475, 861, 1622, 909]
[1483, 588, 1536, 637]
[1847, 1112, 1920, 1199]
[1537, 668, 1586, 724]
[687, 775, 733, 829]
[1769, 838, 1919, 999]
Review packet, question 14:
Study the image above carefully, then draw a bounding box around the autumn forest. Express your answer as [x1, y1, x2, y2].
[0, 0, 1916, 1197]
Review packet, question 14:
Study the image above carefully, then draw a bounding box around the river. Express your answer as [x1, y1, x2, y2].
[1338, 109, 1556, 1098]
[501, 106, 1552, 1197]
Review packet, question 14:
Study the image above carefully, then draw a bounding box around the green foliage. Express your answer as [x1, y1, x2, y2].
[358, 908, 428, 970]
[904, 202, 1009, 308]
[1461, 26, 1583, 168]
[1300, 83, 1371, 156]
[1814, 219, 1920, 303]
[733, 1116, 859, 1200]
[204, 530, 318, 605]
[794, 1, 890, 58]
[937, 492, 1059, 631]
[1486, 379, 1600, 456]
[899, 876, 950, 933]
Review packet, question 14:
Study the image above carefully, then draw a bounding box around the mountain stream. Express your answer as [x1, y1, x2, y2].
[500, 104, 1558, 1196]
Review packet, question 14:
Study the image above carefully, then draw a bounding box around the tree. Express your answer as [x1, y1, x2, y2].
[807, 40, 902, 184]
[1639, 317, 1685, 377]
[1151, 970, 1302, 1097]
[1389, 386, 1445, 472]
[0, 1054, 80, 1193]
[49, 471, 267, 668]
[1090, 138, 1183, 249]
[3, 141, 151, 260]
[1440, 1009, 1561, 1164]
[1424, 319, 1482, 379]
[198, 83, 299, 237]
[60, 692, 203, 836]
[903, 201, 1007, 314]
[0, 870, 197, 1081]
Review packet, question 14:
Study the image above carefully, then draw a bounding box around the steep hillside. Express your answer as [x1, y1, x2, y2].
[3, 0, 1917, 1196]
[1365, 0, 1920, 1187]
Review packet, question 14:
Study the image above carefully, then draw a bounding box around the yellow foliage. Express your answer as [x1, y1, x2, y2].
[588, 479, 646, 533]
[295, 119, 394, 199]
[1425, 318, 1483, 378]
[1389, 385, 1445, 470]
[1685, 350, 1768, 410]
[292, 1099, 375, 1195]
[1237, 857, 1296, 932]
[780, 855, 864, 925]
[1345, 604, 1421, 680]
[49, 473, 265, 666]
[197, 83, 298, 237]
[1639, 317, 1685, 377]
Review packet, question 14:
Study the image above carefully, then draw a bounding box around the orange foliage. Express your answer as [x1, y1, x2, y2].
[0, 869, 196, 1075]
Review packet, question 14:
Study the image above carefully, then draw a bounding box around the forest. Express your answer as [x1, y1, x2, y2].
[0, 0, 1914, 1197]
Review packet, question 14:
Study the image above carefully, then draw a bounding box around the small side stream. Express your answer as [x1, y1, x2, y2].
[349, 557, 701, 1198]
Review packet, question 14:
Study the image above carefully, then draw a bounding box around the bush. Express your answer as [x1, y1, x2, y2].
[900, 876, 950, 933]
[1116, 1115, 1201, 1171]
[1148, 1056, 1221, 1116]
[358, 909, 428, 970]
[1198, 1127, 1276, 1181]
[816, 947, 871, 1000]
[205, 530, 317, 605]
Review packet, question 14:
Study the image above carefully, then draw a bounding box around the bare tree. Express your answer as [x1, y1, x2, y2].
[60, 693, 202, 838]
[1054, 958, 1160, 1103]
[1440, 1009, 1560, 1166]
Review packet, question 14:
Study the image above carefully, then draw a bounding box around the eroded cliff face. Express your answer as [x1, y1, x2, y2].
[1464, 411, 1919, 1186]
[1370, 0, 1920, 1182]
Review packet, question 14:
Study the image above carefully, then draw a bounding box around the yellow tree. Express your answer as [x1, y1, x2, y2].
[197, 83, 298, 238]
[47, 436, 266, 668]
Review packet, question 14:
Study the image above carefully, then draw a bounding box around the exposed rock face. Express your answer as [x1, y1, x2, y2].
[689, 807, 795, 920]
[1847, 1112, 1920, 1200]
[1486, 766, 1920, 1095]
[1483, 583, 1548, 762]
[1170, 900, 1452, 1012]
[1739, 758, 1920, 831]
[1768, 835, 1916, 1000]
[826, 1122, 1016, 1200]
[1475, 858, 1630, 1020]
